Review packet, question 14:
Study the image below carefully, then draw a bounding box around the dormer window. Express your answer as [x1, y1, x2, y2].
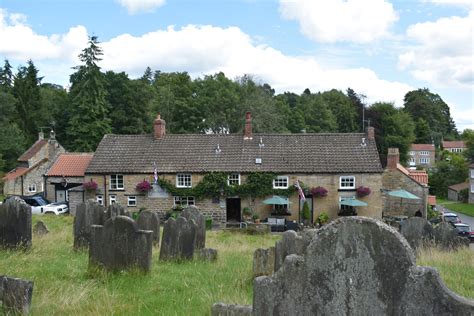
[273, 176, 289, 189]
[228, 173, 240, 186]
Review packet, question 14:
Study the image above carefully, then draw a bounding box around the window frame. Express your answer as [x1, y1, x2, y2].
[339, 176, 356, 190]
[176, 173, 192, 188]
[227, 173, 241, 186]
[109, 194, 117, 205]
[127, 196, 137, 207]
[27, 183, 36, 193]
[470, 170, 474, 179]
[96, 195, 104, 206]
[173, 196, 195, 207]
[273, 176, 289, 189]
[419, 157, 430, 164]
[110, 174, 124, 190]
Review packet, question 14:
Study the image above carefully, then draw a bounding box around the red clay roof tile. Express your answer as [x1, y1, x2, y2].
[46, 153, 94, 177]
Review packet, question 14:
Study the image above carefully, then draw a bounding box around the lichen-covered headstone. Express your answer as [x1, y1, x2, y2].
[211, 303, 252, 316]
[196, 248, 218, 262]
[104, 204, 131, 221]
[73, 201, 105, 249]
[89, 216, 153, 272]
[159, 217, 197, 261]
[253, 247, 275, 278]
[0, 199, 32, 249]
[433, 222, 469, 250]
[137, 210, 160, 246]
[274, 229, 314, 272]
[400, 217, 433, 249]
[181, 206, 206, 249]
[252, 217, 474, 315]
[0, 275, 34, 315]
[33, 221, 49, 236]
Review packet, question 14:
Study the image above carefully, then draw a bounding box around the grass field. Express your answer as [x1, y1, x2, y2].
[0, 216, 472, 315]
[438, 198, 474, 217]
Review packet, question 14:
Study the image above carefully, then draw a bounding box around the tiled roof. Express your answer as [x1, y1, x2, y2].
[86, 133, 383, 174]
[17, 139, 47, 162]
[46, 153, 94, 177]
[3, 167, 30, 181]
[427, 195, 436, 206]
[410, 144, 435, 151]
[448, 182, 469, 192]
[396, 163, 428, 186]
[442, 140, 466, 149]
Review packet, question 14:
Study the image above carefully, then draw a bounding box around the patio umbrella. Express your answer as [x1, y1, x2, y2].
[262, 195, 291, 205]
[340, 198, 368, 207]
[388, 189, 420, 213]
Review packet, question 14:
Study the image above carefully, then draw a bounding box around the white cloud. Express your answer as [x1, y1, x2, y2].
[423, 0, 473, 8]
[398, 11, 473, 88]
[117, 0, 166, 14]
[0, 9, 88, 62]
[279, 0, 398, 43]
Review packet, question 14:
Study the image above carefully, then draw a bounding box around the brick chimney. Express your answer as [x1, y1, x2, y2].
[38, 131, 44, 140]
[387, 148, 399, 169]
[367, 126, 375, 140]
[153, 114, 166, 139]
[244, 111, 252, 140]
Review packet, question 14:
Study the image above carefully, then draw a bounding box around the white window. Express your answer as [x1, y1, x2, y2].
[339, 176, 355, 189]
[273, 176, 289, 189]
[127, 196, 137, 207]
[176, 174, 192, 188]
[109, 195, 117, 205]
[409, 151, 415, 156]
[454, 148, 463, 153]
[96, 195, 103, 205]
[420, 158, 430, 164]
[471, 170, 474, 179]
[409, 158, 416, 165]
[27, 184, 36, 193]
[471, 185, 474, 193]
[110, 175, 124, 190]
[339, 196, 357, 215]
[420, 151, 429, 156]
[228, 173, 240, 186]
[173, 196, 195, 207]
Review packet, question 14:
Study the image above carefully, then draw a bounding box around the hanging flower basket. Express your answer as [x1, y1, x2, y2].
[83, 180, 98, 192]
[311, 186, 328, 198]
[356, 186, 371, 198]
[136, 180, 152, 193]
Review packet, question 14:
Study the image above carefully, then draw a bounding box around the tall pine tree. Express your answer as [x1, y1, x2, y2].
[67, 36, 111, 151]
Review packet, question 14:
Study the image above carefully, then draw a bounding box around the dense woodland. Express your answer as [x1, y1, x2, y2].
[1, 37, 473, 197]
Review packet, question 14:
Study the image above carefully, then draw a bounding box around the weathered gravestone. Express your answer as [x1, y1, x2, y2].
[251, 217, 474, 315]
[33, 221, 49, 236]
[104, 204, 131, 221]
[253, 247, 275, 278]
[400, 217, 434, 249]
[0, 275, 34, 315]
[73, 201, 105, 249]
[89, 216, 153, 273]
[196, 248, 218, 262]
[0, 199, 32, 249]
[159, 217, 197, 261]
[274, 229, 315, 272]
[433, 222, 469, 250]
[211, 303, 252, 316]
[137, 210, 160, 246]
[181, 206, 206, 249]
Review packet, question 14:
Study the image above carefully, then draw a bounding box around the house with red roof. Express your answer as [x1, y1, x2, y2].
[442, 140, 466, 154]
[408, 143, 435, 169]
[3, 131, 65, 197]
[44, 153, 93, 214]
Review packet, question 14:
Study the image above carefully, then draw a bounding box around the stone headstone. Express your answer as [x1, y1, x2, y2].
[274, 229, 314, 272]
[159, 217, 197, 261]
[433, 222, 469, 250]
[181, 206, 206, 249]
[0, 199, 32, 249]
[400, 217, 434, 249]
[0, 275, 34, 315]
[211, 303, 252, 316]
[104, 204, 131, 221]
[137, 210, 161, 246]
[89, 216, 153, 273]
[73, 201, 105, 249]
[253, 247, 275, 278]
[196, 248, 218, 262]
[33, 221, 49, 236]
[251, 217, 474, 315]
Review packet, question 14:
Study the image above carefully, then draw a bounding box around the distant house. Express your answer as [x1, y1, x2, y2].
[447, 182, 469, 202]
[382, 148, 429, 217]
[469, 164, 474, 204]
[408, 144, 435, 169]
[442, 140, 466, 154]
[44, 153, 93, 214]
[3, 131, 65, 197]
[84, 113, 385, 223]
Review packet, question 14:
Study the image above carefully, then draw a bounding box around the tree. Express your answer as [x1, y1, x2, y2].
[40, 83, 69, 144]
[346, 88, 365, 132]
[0, 59, 13, 90]
[322, 89, 358, 133]
[67, 36, 111, 151]
[461, 129, 474, 163]
[429, 154, 468, 197]
[414, 118, 432, 144]
[300, 92, 337, 133]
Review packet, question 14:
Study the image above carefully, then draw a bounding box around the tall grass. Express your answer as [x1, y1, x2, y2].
[0, 216, 472, 315]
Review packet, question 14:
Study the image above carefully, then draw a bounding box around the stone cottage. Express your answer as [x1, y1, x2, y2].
[408, 143, 435, 169]
[84, 113, 384, 224]
[3, 131, 64, 197]
[382, 148, 429, 217]
[469, 163, 474, 204]
[44, 153, 94, 214]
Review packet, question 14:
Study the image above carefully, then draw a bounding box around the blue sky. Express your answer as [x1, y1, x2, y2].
[0, 0, 472, 130]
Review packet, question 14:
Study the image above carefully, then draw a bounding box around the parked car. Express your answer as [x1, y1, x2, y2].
[5, 195, 68, 215]
[442, 212, 461, 224]
[453, 223, 474, 243]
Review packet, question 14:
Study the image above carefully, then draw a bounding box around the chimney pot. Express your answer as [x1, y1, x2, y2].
[244, 111, 252, 140]
[387, 148, 399, 169]
[153, 113, 166, 139]
[38, 131, 44, 140]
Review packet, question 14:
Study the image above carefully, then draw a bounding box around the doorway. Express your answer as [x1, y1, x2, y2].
[226, 198, 241, 222]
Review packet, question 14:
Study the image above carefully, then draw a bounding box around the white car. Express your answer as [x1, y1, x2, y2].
[8, 195, 69, 215]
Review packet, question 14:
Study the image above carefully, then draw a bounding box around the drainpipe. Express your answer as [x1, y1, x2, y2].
[103, 174, 107, 207]
[21, 176, 24, 196]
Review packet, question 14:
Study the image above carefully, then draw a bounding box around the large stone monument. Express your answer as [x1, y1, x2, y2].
[0, 199, 32, 249]
[73, 201, 105, 249]
[400, 217, 434, 249]
[159, 217, 197, 261]
[89, 216, 153, 273]
[137, 210, 161, 246]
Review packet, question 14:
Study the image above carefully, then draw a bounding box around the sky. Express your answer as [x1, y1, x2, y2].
[0, 0, 472, 131]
